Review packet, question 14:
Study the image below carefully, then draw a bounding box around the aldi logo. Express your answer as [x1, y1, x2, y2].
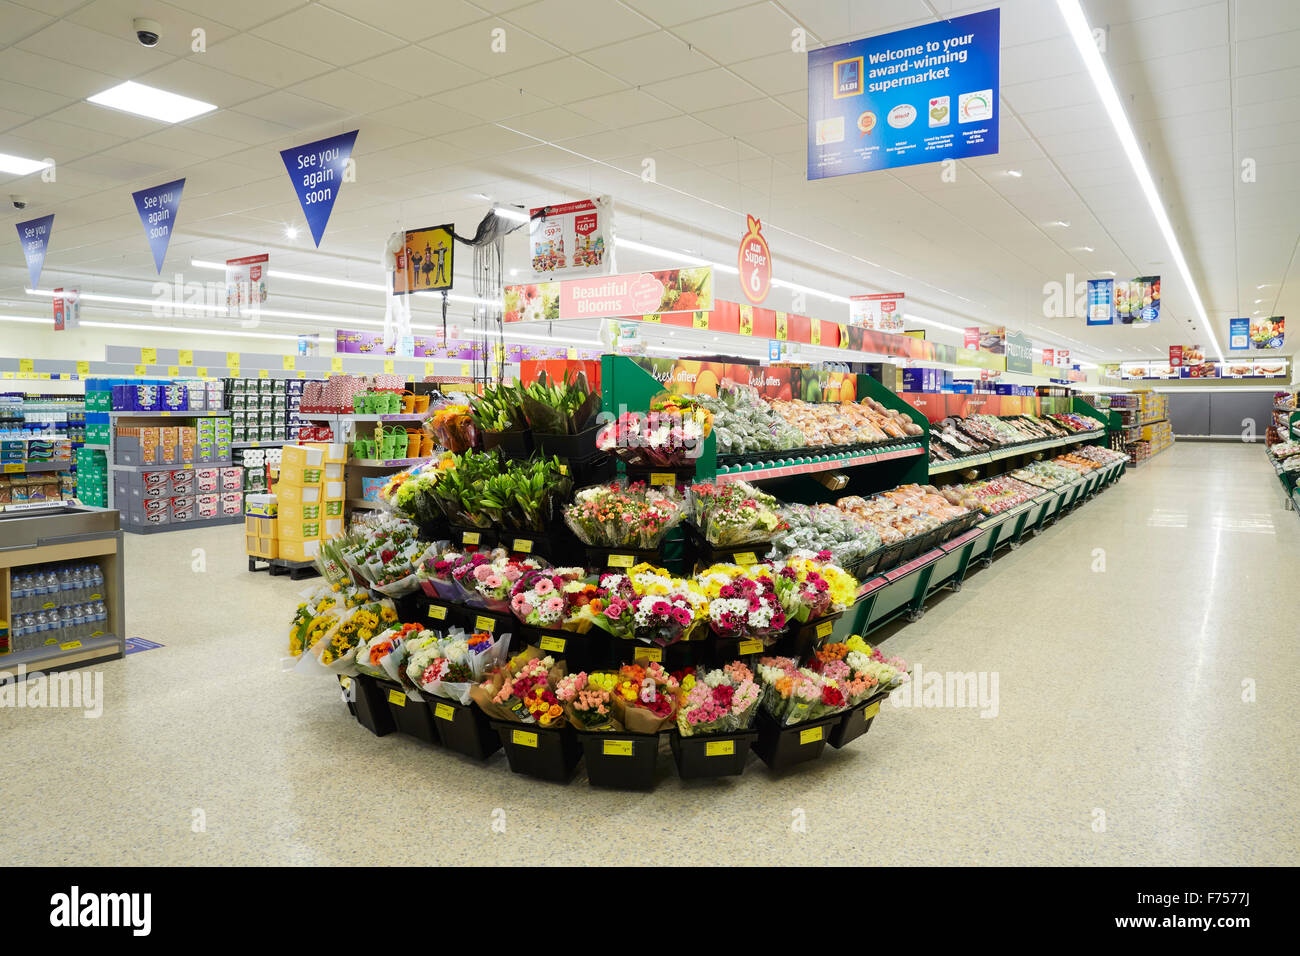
[833, 56, 863, 98]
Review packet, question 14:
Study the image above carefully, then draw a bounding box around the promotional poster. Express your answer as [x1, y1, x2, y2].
[394, 225, 454, 294]
[527, 196, 612, 281]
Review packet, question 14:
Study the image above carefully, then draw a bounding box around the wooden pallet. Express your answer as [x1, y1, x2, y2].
[247, 555, 319, 580]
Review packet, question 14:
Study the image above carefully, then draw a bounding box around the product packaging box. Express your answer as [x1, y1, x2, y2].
[220, 491, 243, 516]
[277, 516, 322, 541]
[277, 538, 320, 562]
[170, 495, 196, 522]
[220, 466, 244, 491]
[194, 467, 219, 493]
[323, 498, 345, 518]
[901, 368, 942, 393]
[196, 493, 220, 518]
[274, 482, 320, 507]
[244, 493, 277, 517]
[306, 442, 347, 464]
[169, 470, 196, 496]
[278, 499, 321, 526]
[141, 470, 170, 498]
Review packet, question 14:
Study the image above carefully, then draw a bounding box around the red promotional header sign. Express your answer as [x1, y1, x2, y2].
[737, 214, 772, 305]
[1169, 345, 1183, 368]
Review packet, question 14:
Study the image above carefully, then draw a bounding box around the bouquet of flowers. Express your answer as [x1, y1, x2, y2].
[555, 671, 620, 730]
[580, 564, 707, 648]
[610, 661, 680, 733]
[509, 566, 595, 630]
[463, 553, 546, 611]
[675, 661, 762, 736]
[595, 391, 713, 467]
[354, 622, 422, 680]
[406, 629, 509, 704]
[298, 598, 398, 675]
[417, 548, 462, 600]
[756, 655, 850, 725]
[385, 455, 457, 526]
[843, 635, 911, 701]
[447, 548, 498, 600]
[772, 553, 858, 623]
[428, 401, 477, 454]
[288, 582, 366, 657]
[688, 481, 786, 546]
[696, 563, 788, 645]
[470, 648, 566, 727]
[563, 481, 686, 548]
[328, 514, 432, 596]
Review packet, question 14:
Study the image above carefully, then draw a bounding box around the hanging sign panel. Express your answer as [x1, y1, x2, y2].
[14, 214, 53, 289]
[806, 9, 1000, 180]
[504, 267, 712, 322]
[280, 130, 358, 247]
[1086, 278, 1115, 326]
[1116, 276, 1160, 324]
[1229, 317, 1250, 350]
[131, 179, 185, 273]
[849, 292, 905, 331]
[394, 225, 454, 294]
[1250, 316, 1284, 350]
[528, 197, 613, 281]
[737, 215, 772, 305]
[226, 254, 269, 310]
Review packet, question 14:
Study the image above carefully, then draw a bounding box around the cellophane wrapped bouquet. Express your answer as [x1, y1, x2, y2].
[446, 549, 498, 602]
[688, 480, 786, 546]
[610, 661, 680, 733]
[404, 628, 510, 704]
[675, 661, 762, 736]
[383, 455, 456, 526]
[288, 582, 370, 657]
[354, 622, 422, 680]
[417, 547, 462, 600]
[772, 553, 858, 623]
[298, 597, 399, 675]
[578, 563, 707, 648]
[328, 514, 433, 597]
[843, 635, 911, 702]
[756, 655, 850, 725]
[595, 392, 714, 467]
[695, 562, 788, 645]
[563, 481, 686, 548]
[509, 566, 598, 631]
[470, 648, 567, 727]
[462, 552, 547, 612]
[555, 671, 620, 730]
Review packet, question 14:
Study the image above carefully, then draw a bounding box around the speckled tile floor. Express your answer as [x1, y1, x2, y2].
[2, 442, 1297, 865]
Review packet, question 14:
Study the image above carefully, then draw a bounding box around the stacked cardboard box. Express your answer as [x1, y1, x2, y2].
[267, 443, 346, 562]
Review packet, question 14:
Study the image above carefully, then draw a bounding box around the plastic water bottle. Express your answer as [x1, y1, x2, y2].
[72, 603, 87, 641]
[91, 601, 107, 636]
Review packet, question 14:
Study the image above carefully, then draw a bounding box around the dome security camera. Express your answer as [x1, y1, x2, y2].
[133, 17, 162, 47]
[10, 195, 27, 210]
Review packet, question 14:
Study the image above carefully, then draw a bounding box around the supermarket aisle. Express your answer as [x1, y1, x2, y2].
[2, 442, 1296, 866]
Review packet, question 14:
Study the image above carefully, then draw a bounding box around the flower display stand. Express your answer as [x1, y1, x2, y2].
[491, 720, 583, 782]
[577, 730, 662, 789]
[352, 674, 396, 737]
[828, 694, 885, 749]
[752, 711, 840, 772]
[430, 698, 501, 760]
[669, 729, 759, 778]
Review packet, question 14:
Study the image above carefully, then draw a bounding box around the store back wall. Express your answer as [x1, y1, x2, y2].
[1167, 390, 1275, 440]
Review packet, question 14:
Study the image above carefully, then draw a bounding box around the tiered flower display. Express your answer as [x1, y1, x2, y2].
[580, 563, 707, 647]
[675, 661, 762, 736]
[555, 671, 619, 730]
[508, 566, 594, 630]
[563, 481, 686, 548]
[773, 554, 858, 623]
[596, 392, 714, 467]
[756, 655, 851, 725]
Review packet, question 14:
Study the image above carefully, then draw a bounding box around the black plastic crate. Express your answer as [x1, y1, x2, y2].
[606, 639, 674, 669]
[828, 694, 885, 749]
[707, 632, 773, 668]
[752, 711, 841, 772]
[491, 720, 583, 782]
[481, 428, 534, 458]
[682, 522, 774, 571]
[669, 729, 759, 779]
[623, 462, 699, 487]
[446, 604, 514, 641]
[562, 452, 617, 487]
[352, 674, 396, 737]
[430, 698, 501, 760]
[778, 611, 843, 657]
[448, 525, 496, 551]
[583, 544, 664, 570]
[871, 540, 907, 574]
[338, 674, 357, 718]
[535, 425, 600, 461]
[382, 682, 440, 745]
[519, 624, 607, 674]
[577, 730, 661, 789]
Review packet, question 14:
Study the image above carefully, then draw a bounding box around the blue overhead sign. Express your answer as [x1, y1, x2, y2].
[131, 179, 185, 273]
[280, 130, 358, 247]
[807, 9, 1000, 180]
[14, 214, 53, 289]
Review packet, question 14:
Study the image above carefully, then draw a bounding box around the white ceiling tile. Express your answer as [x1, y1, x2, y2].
[16, 18, 173, 79]
[350, 46, 484, 96]
[431, 79, 550, 123]
[233, 91, 350, 130]
[320, 0, 486, 39]
[504, 57, 627, 102]
[728, 50, 811, 96]
[420, 19, 565, 75]
[251, 5, 403, 67]
[643, 68, 761, 111]
[135, 58, 275, 109]
[202, 34, 333, 87]
[695, 98, 800, 137]
[780, 0, 928, 45]
[66, 0, 239, 58]
[582, 31, 714, 85]
[622, 0, 765, 28]
[674, 4, 801, 64]
[503, 0, 657, 51]
[162, 0, 308, 32]
[567, 88, 679, 128]
[288, 70, 417, 117]
[0, 47, 116, 98]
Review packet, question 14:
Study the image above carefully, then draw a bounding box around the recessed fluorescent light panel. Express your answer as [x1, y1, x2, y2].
[0, 153, 52, 175]
[87, 81, 216, 123]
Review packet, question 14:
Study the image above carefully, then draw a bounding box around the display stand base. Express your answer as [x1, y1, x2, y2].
[753, 711, 839, 772]
[670, 729, 759, 778]
[352, 674, 396, 737]
[828, 695, 884, 749]
[380, 682, 439, 745]
[247, 555, 320, 580]
[431, 698, 501, 760]
[577, 730, 662, 789]
[491, 720, 583, 782]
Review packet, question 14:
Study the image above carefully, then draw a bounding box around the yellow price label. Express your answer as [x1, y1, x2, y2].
[776, 312, 788, 340]
[460, 363, 471, 376]
[435, 702, 455, 721]
[76, 361, 90, 375]
[258, 369, 269, 379]
[179, 350, 193, 366]
[705, 739, 734, 757]
[513, 538, 533, 553]
[539, 635, 566, 653]
[339, 676, 351, 690]
[642, 312, 661, 323]
[462, 531, 480, 545]
[427, 604, 447, 620]
[567, 347, 578, 359]
[649, 472, 675, 486]
[4, 463, 24, 473]
[383, 359, 395, 373]
[227, 352, 240, 369]
[282, 355, 295, 370]
[800, 726, 823, 745]
[474, 615, 496, 633]
[19, 358, 33, 373]
[134, 364, 146, 375]
[738, 638, 763, 655]
[512, 729, 538, 748]
[197, 367, 208, 378]
[738, 305, 754, 336]
[608, 553, 633, 568]
[636, 647, 662, 663]
[140, 347, 157, 364]
[298, 370, 307, 378]
[424, 361, 436, 376]
[603, 739, 634, 757]
[816, 619, 834, 639]
[2, 372, 13, 379]
[331, 357, 344, 373]
[810, 321, 821, 346]
[38, 372, 50, 379]
[692, 311, 708, 329]
[735, 551, 757, 565]
[159, 410, 171, 417]
[60, 640, 83, 651]
[863, 701, 881, 720]
[387, 689, 406, 707]
[167, 365, 180, 376]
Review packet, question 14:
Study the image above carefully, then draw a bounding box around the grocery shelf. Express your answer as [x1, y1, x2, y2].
[714, 443, 924, 484]
[345, 497, 385, 511]
[349, 457, 428, 468]
[109, 410, 230, 417]
[231, 440, 289, 448]
[1139, 417, 1168, 426]
[0, 633, 121, 671]
[928, 429, 1105, 475]
[1, 460, 73, 474]
[298, 411, 428, 423]
[123, 514, 245, 534]
[110, 460, 233, 471]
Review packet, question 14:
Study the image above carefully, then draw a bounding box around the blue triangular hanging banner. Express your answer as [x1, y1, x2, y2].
[280, 130, 359, 247]
[131, 179, 186, 273]
[15, 214, 54, 289]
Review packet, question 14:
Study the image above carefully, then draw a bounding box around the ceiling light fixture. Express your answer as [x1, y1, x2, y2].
[1006, 169, 1023, 178]
[492, 205, 529, 223]
[1056, 0, 1224, 362]
[285, 226, 299, 240]
[86, 80, 216, 123]
[1050, 220, 1071, 228]
[1078, 246, 1094, 252]
[0, 153, 53, 176]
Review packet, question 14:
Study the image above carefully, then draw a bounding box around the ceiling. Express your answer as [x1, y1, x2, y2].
[1, 0, 1297, 365]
